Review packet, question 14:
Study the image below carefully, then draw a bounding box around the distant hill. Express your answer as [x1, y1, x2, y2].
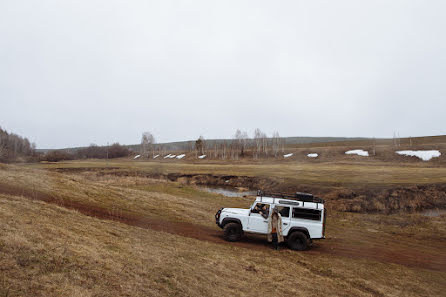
[37, 136, 374, 153]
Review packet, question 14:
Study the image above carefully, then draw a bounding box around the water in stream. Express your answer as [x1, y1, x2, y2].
[200, 187, 256, 197]
[421, 209, 446, 217]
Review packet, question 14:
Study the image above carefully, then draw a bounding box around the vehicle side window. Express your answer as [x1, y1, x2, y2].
[251, 203, 270, 217]
[276, 206, 290, 218]
[292, 208, 321, 221]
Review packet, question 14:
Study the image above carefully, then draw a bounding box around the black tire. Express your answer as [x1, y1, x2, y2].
[287, 231, 309, 251]
[223, 223, 242, 242]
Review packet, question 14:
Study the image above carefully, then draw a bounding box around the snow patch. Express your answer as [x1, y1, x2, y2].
[164, 154, 172, 159]
[153, 154, 159, 159]
[133, 155, 141, 159]
[396, 150, 441, 161]
[198, 155, 206, 159]
[283, 153, 293, 158]
[176, 154, 186, 159]
[169, 154, 176, 158]
[345, 149, 369, 157]
[307, 153, 318, 158]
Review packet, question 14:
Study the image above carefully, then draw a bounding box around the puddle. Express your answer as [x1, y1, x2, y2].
[200, 187, 256, 197]
[420, 209, 446, 217]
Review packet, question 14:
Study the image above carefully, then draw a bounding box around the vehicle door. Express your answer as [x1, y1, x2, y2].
[247, 203, 270, 233]
[290, 207, 324, 238]
[276, 205, 291, 235]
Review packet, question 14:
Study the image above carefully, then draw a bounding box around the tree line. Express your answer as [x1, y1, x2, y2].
[139, 128, 285, 160]
[0, 126, 285, 163]
[0, 127, 36, 162]
[43, 143, 131, 162]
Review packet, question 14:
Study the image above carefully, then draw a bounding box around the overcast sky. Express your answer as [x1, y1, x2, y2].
[1, 1, 445, 149]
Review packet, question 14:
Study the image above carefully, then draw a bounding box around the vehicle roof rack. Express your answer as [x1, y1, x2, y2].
[257, 190, 324, 204]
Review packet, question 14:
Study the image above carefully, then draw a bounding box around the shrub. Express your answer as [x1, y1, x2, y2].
[42, 150, 74, 162]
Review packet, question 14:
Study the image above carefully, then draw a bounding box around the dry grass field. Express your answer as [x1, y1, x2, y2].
[28, 152, 446, 213]
[1, 151, 446, 296]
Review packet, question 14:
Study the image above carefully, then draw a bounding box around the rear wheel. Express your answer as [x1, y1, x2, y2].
[223, 223, 242, 242]
[287, 231, 309, 251]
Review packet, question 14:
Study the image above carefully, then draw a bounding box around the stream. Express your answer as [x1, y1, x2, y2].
[420, 209, 446, 217]
[199, 186, 256, 197]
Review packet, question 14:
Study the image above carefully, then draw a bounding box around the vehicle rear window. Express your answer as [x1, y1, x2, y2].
[292, 208, 321, 221]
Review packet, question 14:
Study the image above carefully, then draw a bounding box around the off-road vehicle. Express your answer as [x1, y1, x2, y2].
[215, 190, 326, 250]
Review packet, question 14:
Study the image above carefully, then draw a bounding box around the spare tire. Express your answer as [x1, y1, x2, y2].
[287, 231, 309, 251]
[223, 222, 242, 242]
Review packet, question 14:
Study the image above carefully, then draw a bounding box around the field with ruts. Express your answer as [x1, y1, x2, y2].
[1, 158, 445, 297]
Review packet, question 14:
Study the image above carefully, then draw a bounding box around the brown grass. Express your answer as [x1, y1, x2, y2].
[26, 159, 446, 213]
[1, 191, 445, 297]
[0, 162, 445, 296]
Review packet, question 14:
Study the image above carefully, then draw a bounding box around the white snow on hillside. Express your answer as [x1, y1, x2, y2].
[164, 154, 172, 159]
[176, 154, 186, 159]
[345, 149, 369, 157]
[396, 150, 441, 161]
[153, 154, 159, 159]
[133, 155, 141, 159]
[198, 155, 206, 159]
[283, 153, 293, 158]
[307, 153, 318, 158]
[169, 154, 176, 158]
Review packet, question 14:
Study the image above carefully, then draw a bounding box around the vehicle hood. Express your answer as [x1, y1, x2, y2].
[221, 208, 250, 216]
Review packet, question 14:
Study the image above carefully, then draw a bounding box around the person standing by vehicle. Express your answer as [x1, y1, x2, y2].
[268, 206, 284, 250]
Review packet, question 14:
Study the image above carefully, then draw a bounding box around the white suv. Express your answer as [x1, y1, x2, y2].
[215, 191, 326, 250]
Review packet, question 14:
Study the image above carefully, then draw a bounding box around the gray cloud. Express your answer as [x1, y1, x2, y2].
[1, 0, 445, 148]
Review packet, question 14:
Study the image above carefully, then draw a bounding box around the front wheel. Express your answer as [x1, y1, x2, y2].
[287, 231, 310, 251]
[223, 223, 242, 242]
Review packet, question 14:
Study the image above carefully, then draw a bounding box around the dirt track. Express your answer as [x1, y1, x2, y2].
[1, 182, 445, 272]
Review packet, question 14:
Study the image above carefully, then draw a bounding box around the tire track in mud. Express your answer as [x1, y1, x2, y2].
[1, 182, 445, 272]
[0, 182, 269, 249]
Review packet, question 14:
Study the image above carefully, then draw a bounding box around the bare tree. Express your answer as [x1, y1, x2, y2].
[234, 129, 242, 157]
[261, 131, 268, 156]
[141, 132, 155, 158]
[229, 138, 237, 160]
[195, 135, 206, 155]
[271, 131, 281, 157]
[221, 140, 227, 160]
[234, 129, 249, 158]
[159, 144, 166, 156]
[253, 128, 262, 159]
[393, 131, 401, 147]
[213, 141, 218, 158]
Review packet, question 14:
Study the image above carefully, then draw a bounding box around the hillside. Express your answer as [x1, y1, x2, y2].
[37, 136, 376, 153]
[1, 163, 445, 296]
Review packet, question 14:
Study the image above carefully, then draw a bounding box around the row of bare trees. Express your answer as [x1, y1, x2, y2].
[198, 129, 284, 160]
[140, 129, 285, 160]
[229, 129, 285, 159]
